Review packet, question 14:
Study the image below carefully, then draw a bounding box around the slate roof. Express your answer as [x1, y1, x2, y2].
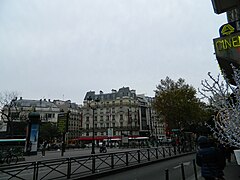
[14, 99, 59, 108]
[84, 87, 137, 101]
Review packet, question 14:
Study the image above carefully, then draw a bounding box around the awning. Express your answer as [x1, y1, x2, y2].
[75, 136, 149, 141]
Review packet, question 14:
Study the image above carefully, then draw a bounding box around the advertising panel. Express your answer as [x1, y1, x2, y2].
[29, 123, 39, 152]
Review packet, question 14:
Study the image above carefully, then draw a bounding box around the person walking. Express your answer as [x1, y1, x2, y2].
[41, 140, 47, 157]
[196, 136, 226, 180]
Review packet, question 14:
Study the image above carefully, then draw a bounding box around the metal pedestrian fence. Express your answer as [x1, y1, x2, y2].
[0, 146, 195, 180]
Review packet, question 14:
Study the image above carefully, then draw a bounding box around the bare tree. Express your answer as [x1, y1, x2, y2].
[0, 91, 18, 136]
[200, 66, 240, 148]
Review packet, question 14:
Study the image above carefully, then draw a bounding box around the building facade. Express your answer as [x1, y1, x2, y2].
[1, 97, 60, 123]
[53, 100, 82, 140]
[1, 97, 82, 140]
[80, 87, 165, 142]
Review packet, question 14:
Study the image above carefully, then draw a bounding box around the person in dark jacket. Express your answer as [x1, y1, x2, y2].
[196, 136, 226, 180]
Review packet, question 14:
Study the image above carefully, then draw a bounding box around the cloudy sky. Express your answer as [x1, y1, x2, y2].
[0, 0, 226, 104]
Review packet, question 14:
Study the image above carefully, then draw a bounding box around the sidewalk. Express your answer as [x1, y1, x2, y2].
[224, 158, 240, 179]
[193, 155, 240, 180]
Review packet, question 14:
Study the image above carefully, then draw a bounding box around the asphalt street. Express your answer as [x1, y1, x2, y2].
[96, 153, 240, 180]
[24, 147, 138, 162]
[96, 153, 198, 180]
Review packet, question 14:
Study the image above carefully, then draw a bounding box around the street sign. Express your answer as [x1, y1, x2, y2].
[171, 129, 180, 132]
[57, 113, 68, 133]
[107, 128, 113, 137]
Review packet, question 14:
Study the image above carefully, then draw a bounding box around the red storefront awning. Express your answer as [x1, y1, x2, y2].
[75, 135, 147, 141]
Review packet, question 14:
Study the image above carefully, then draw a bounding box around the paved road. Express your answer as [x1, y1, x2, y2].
[95, 153, 240, 180]
[24, 147, 135, 162]
[97, 153, 199, 180]
[1, 147, 198, 180]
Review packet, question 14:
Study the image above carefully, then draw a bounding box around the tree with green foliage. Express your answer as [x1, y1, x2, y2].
[153, 77, 210, 131]
[39, 122, 60, 142]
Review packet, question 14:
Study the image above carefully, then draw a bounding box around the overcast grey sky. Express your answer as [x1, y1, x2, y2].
[0, 0, 226, 104]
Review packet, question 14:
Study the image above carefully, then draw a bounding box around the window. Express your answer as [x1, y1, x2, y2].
[86, 116, 89, 122]
[120, 114, 123, 120]
[120, 122, 123, 127]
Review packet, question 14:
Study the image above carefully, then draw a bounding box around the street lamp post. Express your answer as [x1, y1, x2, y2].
[87, 96, 100, 154]
[91, 107, 95, 154]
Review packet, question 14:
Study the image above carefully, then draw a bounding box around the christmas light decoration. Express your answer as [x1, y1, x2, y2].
[200, 66, 240, 147]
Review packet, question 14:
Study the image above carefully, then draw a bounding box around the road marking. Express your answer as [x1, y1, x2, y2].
[173, 161, 191, 169]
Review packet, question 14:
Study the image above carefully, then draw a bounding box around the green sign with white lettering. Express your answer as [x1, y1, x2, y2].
[57, 113, 68, 133]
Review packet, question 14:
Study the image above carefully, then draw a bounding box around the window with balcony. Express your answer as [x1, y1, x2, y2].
[120, 114, 123, 120]
[86, 116, 89, 122]
[120, 122, 123, 127]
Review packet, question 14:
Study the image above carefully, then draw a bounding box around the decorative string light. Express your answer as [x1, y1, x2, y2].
[200, 65, 240, 148]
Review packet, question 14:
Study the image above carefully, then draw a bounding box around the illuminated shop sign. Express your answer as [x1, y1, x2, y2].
[213, 32, 240, 85]
[214, 32, 240, 61]
[215, 33, 240, 51]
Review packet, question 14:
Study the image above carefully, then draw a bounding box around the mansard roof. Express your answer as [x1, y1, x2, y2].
[84, 87, 137, 101]
[14, 98, 58, 108]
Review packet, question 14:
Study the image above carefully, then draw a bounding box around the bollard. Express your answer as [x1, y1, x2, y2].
[111, 154, 114, 169]
[156, 148, 159, 159]
[181, 163, 186, 180]
[138, 150, 140, 163]
[147, 149, 150, 161]
[33, 162, 37, 180]
[193, 159, 198, 180]
[165, 169, 169, 180]
[163, 147, 166, 158]
[92, 155, 95, 174]
[67, 158, 71, 179]
[34, 161, 39, 180]
[174, 146, 176, 155]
